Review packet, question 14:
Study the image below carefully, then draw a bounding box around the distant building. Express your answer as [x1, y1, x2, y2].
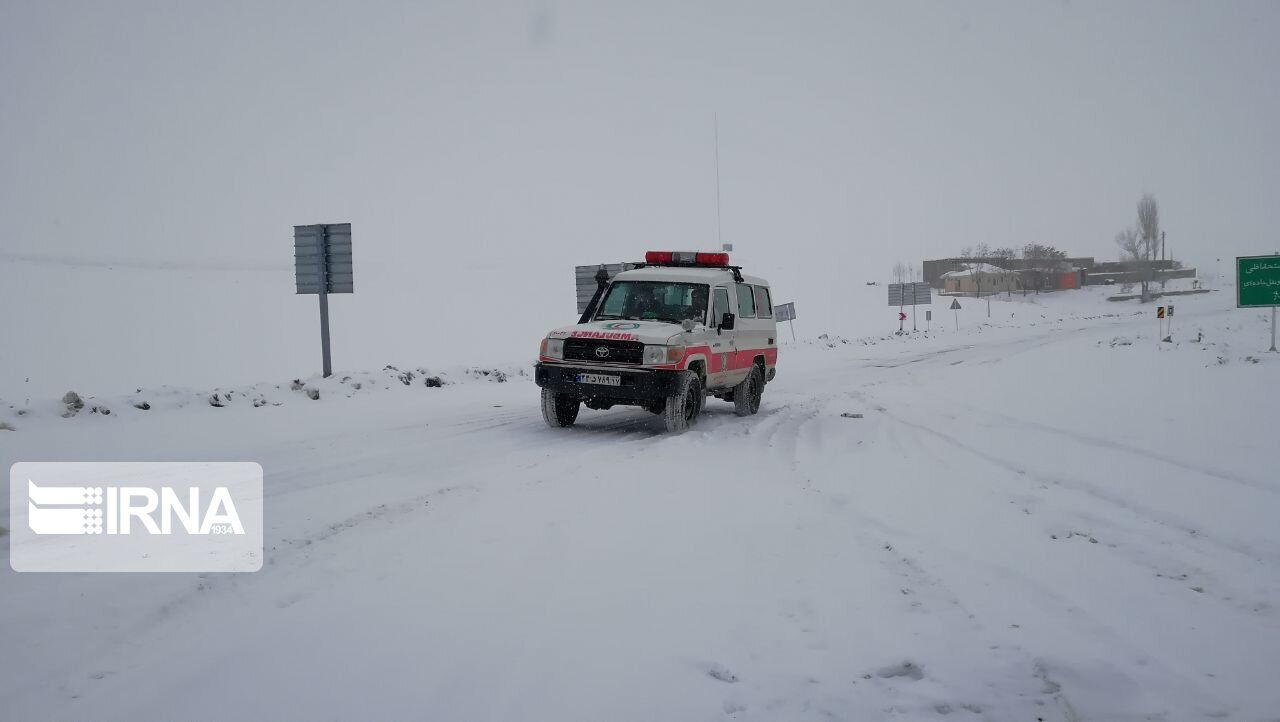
[923, 256, 1095, 288]
[940, 264, 1022, 294]
[1082, 260, 1195, 286]
[1024, 264, 1083, 292]
[923, 255, 1195, 290]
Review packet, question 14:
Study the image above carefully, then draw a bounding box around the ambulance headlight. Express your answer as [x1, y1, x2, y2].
[541, 338, 564, 359]
[642, 345, 685, 365]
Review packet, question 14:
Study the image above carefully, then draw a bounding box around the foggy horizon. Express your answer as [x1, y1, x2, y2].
[4, 1, 1278, 278]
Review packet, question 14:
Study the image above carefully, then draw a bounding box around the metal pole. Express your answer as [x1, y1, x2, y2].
[319, 291, 332, 377]
[789, 318, 796, 343]
[714, 114, 722, 246]
[912, 285, 917, 331]
[319, 225, 332, 377]
[1271, 306, 1277, 352]
[1273, 252, 1279, 352]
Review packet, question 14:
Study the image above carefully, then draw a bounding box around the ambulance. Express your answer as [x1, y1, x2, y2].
[535, 251, 778, 432]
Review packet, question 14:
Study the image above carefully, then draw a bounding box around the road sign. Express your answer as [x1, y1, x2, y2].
[1157, 306, 1165, 319]
[1237, 255, 1280, 308]
[926, 310, 932, 321]
[1168, 304, 1174, 317]
[898, 312, 907, 321]
[575, 263, 637, 314]
[888, 282, 932, 306]
[774, 301, 797, 342]
[294, 224, 353, 294]
[949, 298, 961, 310]
[1237, 253, 1280, 352]
[294, 223, 353, 378]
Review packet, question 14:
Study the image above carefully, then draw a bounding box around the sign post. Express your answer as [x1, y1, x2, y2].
[1237, 253, 1280, 352]
[774, 302, 797, 342]
[950, 297, 961, 329]
[888, 282, 932, 333]
[295, 224, 354, 377]
[926, 309, 932, 333]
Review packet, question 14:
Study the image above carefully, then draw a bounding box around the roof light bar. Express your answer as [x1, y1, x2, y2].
[644, 251, 730, 267]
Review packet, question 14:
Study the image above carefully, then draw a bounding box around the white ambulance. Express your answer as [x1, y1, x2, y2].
[536, 251, 778, 432]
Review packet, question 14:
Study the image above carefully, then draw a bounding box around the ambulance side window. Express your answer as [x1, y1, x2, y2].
[753, 286, 772, 319]
[712, 287, 731, 326]
[736, 284, 756, 318]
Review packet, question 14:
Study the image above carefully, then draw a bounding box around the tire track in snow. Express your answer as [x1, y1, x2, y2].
[879, 405, 1277, 566]
[939, 401, 1277, 497]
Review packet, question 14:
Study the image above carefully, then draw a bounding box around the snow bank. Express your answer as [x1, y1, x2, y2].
[0, 362, 531, 432]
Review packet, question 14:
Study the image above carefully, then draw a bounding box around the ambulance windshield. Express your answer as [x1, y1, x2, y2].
[595, 281, 709, 325]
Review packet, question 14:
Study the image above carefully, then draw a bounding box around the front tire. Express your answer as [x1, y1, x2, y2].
[541, 388, 580, 428]
[733, 365, 764, 416]
[663, 371, 703, 433]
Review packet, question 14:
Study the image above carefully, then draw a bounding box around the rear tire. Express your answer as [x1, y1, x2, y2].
[663, 371, 703, 433]
[541, 388, 580, 428]
[733, 365, 764, 416]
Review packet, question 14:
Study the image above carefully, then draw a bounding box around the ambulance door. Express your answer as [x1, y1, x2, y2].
[707, 285, 734, 390]
[728, 283, 760, 386]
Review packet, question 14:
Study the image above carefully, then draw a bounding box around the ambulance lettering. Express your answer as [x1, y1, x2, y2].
[570, 331, 638, 341]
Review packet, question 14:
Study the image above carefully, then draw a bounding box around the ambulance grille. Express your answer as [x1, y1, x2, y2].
[563, 338, 644, 364]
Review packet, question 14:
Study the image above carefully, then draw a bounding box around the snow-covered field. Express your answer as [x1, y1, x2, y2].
[3, 284, 1279, 721]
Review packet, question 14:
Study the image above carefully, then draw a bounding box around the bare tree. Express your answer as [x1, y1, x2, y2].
[1136, 194, 1160, 301]
[972, 242, 992, 258]
[959, 247, 974, 259]
[992, 247, 1017, 261]
[1114, 226, 1141, 260]
[891, 262, 909, 285]
[1021, 243, 1065, 294]
[1114, 226, 1141, 290]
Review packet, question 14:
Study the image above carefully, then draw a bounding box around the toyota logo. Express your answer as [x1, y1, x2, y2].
[594, 346, 610, 358]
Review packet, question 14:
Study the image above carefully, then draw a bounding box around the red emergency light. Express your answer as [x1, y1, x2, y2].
[644, 251, 730, 267]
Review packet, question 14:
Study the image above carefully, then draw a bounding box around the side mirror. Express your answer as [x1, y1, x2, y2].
[720, 312, 736, 330]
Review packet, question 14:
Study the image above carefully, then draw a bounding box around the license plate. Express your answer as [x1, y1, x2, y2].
[576, 373, 621, 386]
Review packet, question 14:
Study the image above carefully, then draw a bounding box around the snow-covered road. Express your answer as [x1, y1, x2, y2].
[3, 291, 1278, 721]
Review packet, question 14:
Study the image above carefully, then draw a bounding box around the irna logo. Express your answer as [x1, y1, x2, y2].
[27, 481, 245, 536]
[10, 462, 264, 573]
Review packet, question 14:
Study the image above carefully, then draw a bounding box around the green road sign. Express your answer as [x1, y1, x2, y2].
[1237, 255, 1280, 308]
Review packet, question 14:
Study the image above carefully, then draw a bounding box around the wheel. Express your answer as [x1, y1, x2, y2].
[541, 387, 580, 428]
[733, 365, 764, 416]
[662, 371, 703, 433]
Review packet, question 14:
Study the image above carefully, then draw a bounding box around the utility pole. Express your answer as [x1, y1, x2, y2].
[1161, 231, 1167, 290]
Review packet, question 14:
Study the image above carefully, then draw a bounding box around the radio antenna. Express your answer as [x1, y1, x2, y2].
[714, 113, 722, 246]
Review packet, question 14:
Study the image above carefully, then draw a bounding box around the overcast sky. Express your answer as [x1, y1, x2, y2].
[4, 0, 1278, 277]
